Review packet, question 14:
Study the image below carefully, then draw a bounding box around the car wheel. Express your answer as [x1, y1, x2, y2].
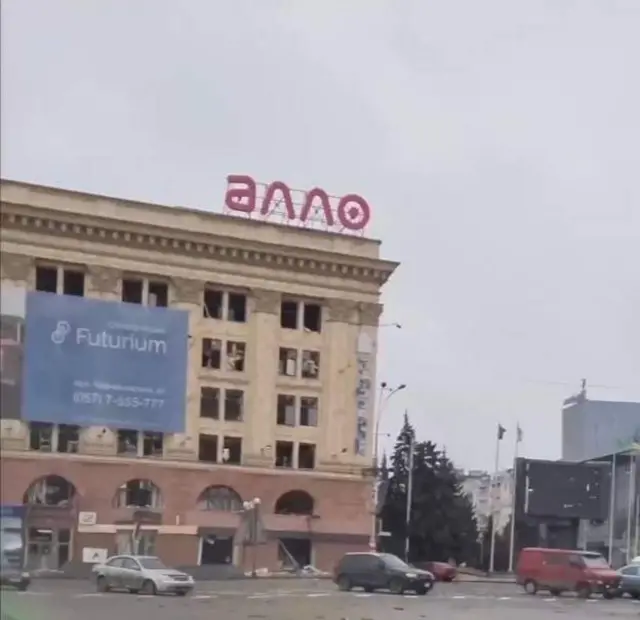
[631, 592, 640, 600]
[363, 586, 374, 593]
[175, 591, 189, 597]
[549, 589, 562, 597]
[576, 584, 591, 599]
[141, 580, 157, 596]
[416, 584, 431, 595]
[16, 583, 29, 592]
[523, 580, 538, 595]
[603, 591, 615, 600]
[337, 575, 352, 592]
[389, 578, 404, 595]
[96, 576, 109, 593]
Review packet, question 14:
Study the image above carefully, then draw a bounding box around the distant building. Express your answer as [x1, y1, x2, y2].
[561, 386, 640, 566]
[458, 469, 514, 536]
[562, 389, 640, 462]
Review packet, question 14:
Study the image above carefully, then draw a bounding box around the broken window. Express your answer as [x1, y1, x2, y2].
[122, 278, 144, 304]
[222, 436, 242, 465]
[116, 429, 139, 456]
[298, 443, 316, 470]
[226, 341, 245, 372]
[202, 338, 222, 369]
[35, 266, 58, 293]
[280, 300, 298, 329]
[24, 475, 76, 506]
[57, 424, 79, 454]
[203, 288, 223, 319]
[299, 397, 318, 427]
[148, 281, 168, 307]
[200, 387, 220, 419]
[277, 394, 296, 426]
[301, 350, 320, 379]
[114, 479, 162, 509]
[303, 303, 322, 332]
[279, 348, 298, 377]
[227, 293, 247, 323]
[224, 389, 244, 422]
[62, 270, 85, 297]
[274, 490, 315, 515]
[198, 434, 218, 463]
[142, 432, 164, 457]
[275, 441, 294, 468]
[29, 422, 53, 451]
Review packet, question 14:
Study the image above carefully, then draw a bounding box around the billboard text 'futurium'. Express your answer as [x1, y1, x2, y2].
[22, 292, 189, 433]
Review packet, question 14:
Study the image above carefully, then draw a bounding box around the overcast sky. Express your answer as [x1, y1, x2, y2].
[2, 1, 639, 471]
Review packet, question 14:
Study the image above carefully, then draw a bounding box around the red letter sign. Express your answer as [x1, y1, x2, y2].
[336, 194, 371, 231]
[299, 187, 335, 227]
[225, 174, 256, 213]
[260, 181, 296, 219]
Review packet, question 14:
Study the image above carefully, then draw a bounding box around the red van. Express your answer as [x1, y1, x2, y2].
[516, 548, 620, 599]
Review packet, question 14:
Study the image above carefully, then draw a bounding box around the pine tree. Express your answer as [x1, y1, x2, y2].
[380, 416, 479, 564]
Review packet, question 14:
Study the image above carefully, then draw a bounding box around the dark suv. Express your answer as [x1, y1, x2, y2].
[333, 552, 434, 595]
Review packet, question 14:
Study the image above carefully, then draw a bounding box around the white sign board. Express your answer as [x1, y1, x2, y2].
[82, 547, 108, 564]
[78, 511, 97, 526]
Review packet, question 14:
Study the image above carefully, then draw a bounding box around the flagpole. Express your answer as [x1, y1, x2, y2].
[507, 426, 520, 573]
[404, 436, 414, 563]
[489, 426, 502, 573]
[608, 451, 617, 565]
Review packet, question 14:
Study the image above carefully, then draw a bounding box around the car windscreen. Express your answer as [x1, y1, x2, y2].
[582, 554, 609, 569]
[138, 557, 167, 570]
[380, 554, 410, 570]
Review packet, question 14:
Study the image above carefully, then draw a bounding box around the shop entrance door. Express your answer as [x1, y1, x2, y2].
[26, 528, 71, 571]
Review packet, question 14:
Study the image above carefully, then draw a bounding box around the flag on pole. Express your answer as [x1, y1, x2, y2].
[516, 425, 523, 443]
[497, 424, 506, 440]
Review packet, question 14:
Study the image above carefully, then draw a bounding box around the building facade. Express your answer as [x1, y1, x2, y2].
[562, 391, 640, 566]
[0, 179, 398, 573]
[459, 469, 514, 536]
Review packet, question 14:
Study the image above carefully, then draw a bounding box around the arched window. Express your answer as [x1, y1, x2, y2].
[274, 490, 314, 516]
[113, 479, 162, 509]
[197, 485, 243, 512]
[23, 475, 76, 506]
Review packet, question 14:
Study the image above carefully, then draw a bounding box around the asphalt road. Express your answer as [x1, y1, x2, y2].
[2, 579, 639, 620]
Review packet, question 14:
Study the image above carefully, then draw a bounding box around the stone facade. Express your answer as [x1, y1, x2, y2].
[0, 179, 398, 570]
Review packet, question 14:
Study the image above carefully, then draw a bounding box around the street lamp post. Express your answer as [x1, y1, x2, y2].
[243, 497, 261, 577]
[369, 382, 406, 550]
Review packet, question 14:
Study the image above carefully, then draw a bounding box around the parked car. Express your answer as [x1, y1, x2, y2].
[516, 547, 619, 599]
[91, 555, 194, 596]
[414, 561, 457, 582]
[616, 564, 640, 599]
[333, 552, 434, 595]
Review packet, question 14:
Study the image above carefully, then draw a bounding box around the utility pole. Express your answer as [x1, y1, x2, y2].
[507, 424, 522, 573]
[489, 424, 505, 573]
[404, 435, 414, 563]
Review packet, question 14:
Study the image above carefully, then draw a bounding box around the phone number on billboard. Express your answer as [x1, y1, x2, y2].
[72, 392, 165, 409]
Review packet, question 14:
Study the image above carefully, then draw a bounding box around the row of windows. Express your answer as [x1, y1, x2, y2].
[25, 475, 315, 516]
[34, 265, 324, 332]
[198, 388, 319, 428]
[201, 340, 321, 380]
[27, 423, 319, 470]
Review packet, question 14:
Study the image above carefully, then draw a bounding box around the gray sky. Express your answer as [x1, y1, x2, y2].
[2, 0, 639, 471]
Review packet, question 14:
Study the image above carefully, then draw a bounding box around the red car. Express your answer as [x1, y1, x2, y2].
[416, 562, 457, 582]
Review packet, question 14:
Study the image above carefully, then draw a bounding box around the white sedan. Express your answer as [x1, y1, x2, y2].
[92, 554, 195, 596]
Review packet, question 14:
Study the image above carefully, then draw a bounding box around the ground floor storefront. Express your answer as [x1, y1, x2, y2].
[0, 453, 372, 572]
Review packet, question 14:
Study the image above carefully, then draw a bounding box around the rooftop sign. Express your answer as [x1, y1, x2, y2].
[223, 174, 371, 236]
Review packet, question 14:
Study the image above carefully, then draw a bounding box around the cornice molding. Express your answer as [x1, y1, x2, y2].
[1, 202, 398, 288]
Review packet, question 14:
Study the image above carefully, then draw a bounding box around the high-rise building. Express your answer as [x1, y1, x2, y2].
[0, 179, 398, 573]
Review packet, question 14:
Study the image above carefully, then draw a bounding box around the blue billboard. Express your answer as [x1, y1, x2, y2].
[22, 292, 189, 432]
